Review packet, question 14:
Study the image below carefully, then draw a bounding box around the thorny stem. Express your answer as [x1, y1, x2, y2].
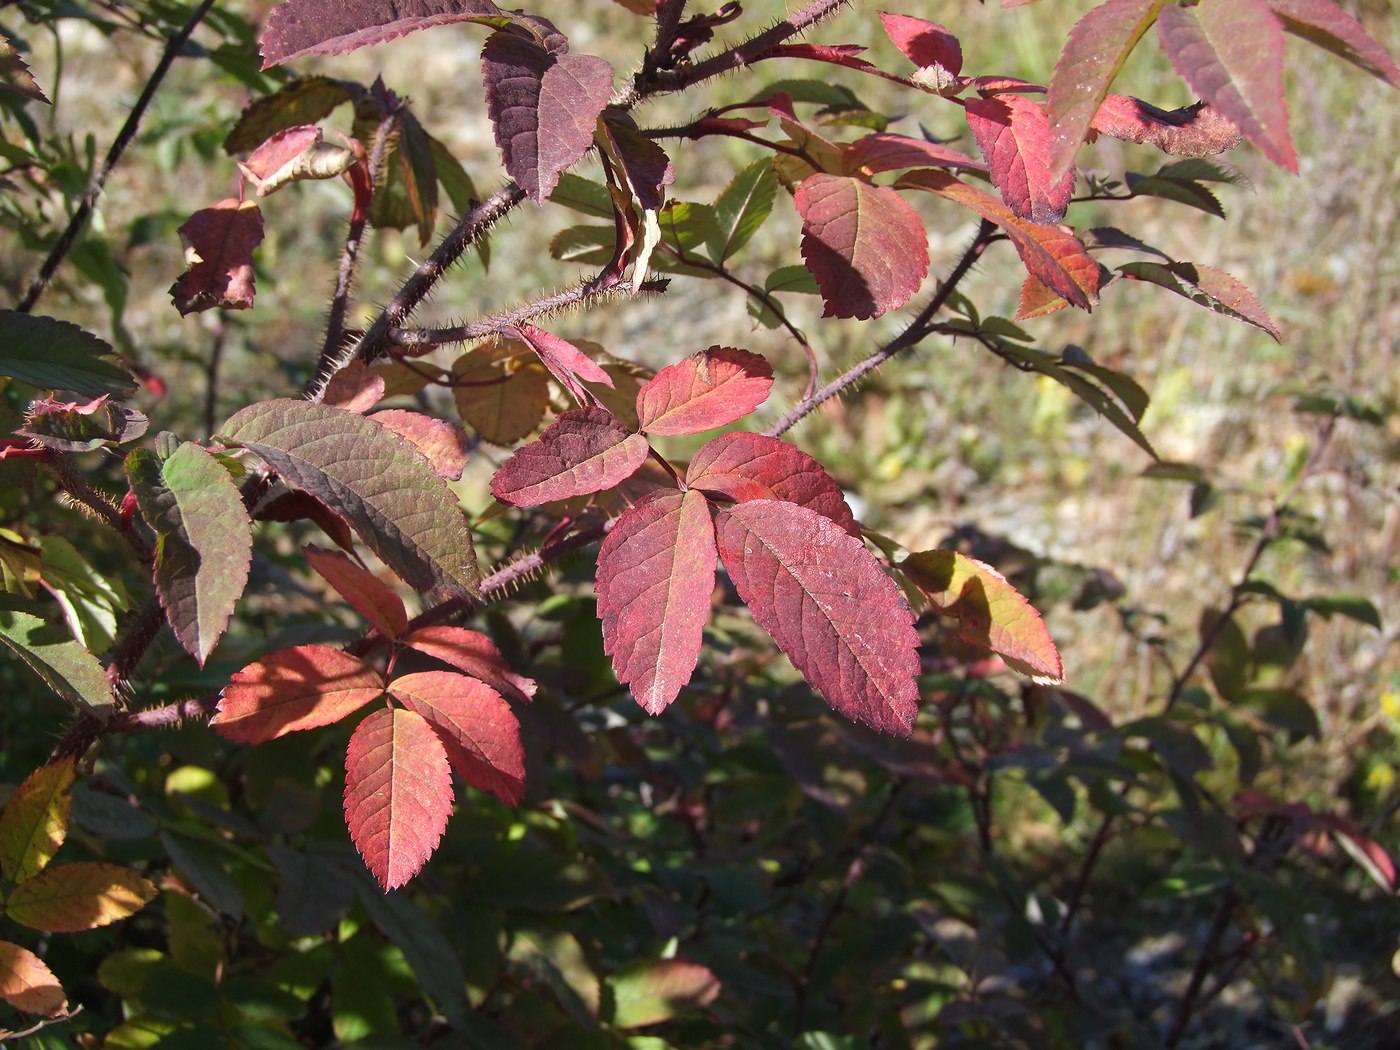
[46, 455, 151, 564]
[16, 0, 218, 313]
[677, 0, 852, 90]
[647, 0, 690, 76]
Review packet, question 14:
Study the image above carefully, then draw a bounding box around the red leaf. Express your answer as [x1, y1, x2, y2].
[490, 406, 650, 507]
[764, 43, 882, 78]
[260, 0, 507, 67]
[597, 118, 675, 213]
[1090, 95, 1242, 155]
[404, 625, 536, 702]
[1157, 0, 1295, 171]
[1314, 814, 1397, 892]
[237, 123, 356, 195]
[369, 409, 471, 480]
[842, 132, 985, 176]
[1265, 0, 1400, 88]
[1016, 275, 1070, 319]
[388, 670, 525, 805]
[303, 544, 408, 640]
[482, 30, 614, 202]
[256, 491, 357, 553]
[597, 490, 717, 714]
[964, 95, 1075, 223]
[510, 323, 613, 404]
[879, 12, 962, 74]
[635, 348, 773, 436]
[794, 173, 929, 320]
[902, 550, 1065, 683]
[344, 706, 453, 890]
[1046, 0, 1170, 180]
[715, 501, 920, 735]
[686, 431, 860, 537]
[213, 645, 383, 743]
[323, 360, 386, 414]
[897, 169, 1099, 310]
[169, 199, 265, 315]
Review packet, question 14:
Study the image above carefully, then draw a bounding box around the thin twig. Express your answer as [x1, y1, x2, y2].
[203, 312, 229, 439]
[0, 1004, 83, 1042]
[678, 0, 852, 91]
[1164, 886, 1240, 1049]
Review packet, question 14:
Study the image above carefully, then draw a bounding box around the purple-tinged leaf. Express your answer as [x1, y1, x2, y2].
[169, 199, 265, 315]
[17, 395, 146, 452]
[323, 360, 385, 414]
[219, 399, 480, 599]
[597, 118, 674, 212]
[303, 544, 408, 640]
[237, 124, 356, 196]
[636, 348, 773, 436]
[1047, 0, 1170, 180]
[510, 323, 613, 404]
[879, 12, 962, 75]
[795, 173, 929, 320]
[369, 409, 470, 480]
[260, 0, 509, 67]
[0, 35, 48, 104]
[842, 132, 985, 176]
[388, 671, 526, 805]
[344, 707, 453, 890]
[902, 550, 1064, 683]
[482, 29, 614, 202]
[1092, 95, 1241, 156]
[973, 75, 1045, 95]
[597, 490, 717, 715]
[965, 94, 1075, 223]
[1157, 0, 1295, 171]
[715, 500, 920, 735]
[1118, 260, 1279, 339]
[224, 76, 355, 154]
[213, 645, 383, 742]
[490, 407, 650, 507]
[256, 491, 357, 553]
[686, 431, 859, 537]
[126, 442, 251, 665]
[404, 625, 536, 702]
[1265, 0, 1400, 88]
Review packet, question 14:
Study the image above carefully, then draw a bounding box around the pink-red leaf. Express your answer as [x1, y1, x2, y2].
[323, 360, 386, 414]
[510, 323, 613, 404]
[842, 133, 985, 176]
[260, 0, 508, 67]
[715, 500, 920, 735]
[686, 431, 859, 538]
[1091, 95, 1242, 155]
[0, 940, 66, 1016]
[5, 862, 156, 933]
[344, 707, 453, 890]
[795, 173, 929, 320]
[879, 12, 962, 74]
[902, 550, 1064, 683]
[237, 123, 356, 195]
[404, 625, 537, 702]
[212, 645, 383, 743]
[1265, 0, 1400, 88]
[1157, 0, 1295, 170]
[490, 407, 650, 507]
[369, 409, 471, 480]
[303, 544, 408, 640]
[597, 490, 717, 715]
[169, 199, 264, 315]
[597, 118, 674, 212]
[1047, 0, 1170, 179]
[388, 671, 525, 805]
[964, 94, 1075, 223]
[636, 347, 773, 436]
[482, 30, 614, 202]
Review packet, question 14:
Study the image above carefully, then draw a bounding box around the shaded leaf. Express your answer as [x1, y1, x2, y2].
[1092, 96, 1242, 156]
[0, 758, 73, 887]
[0, 598, 112, 715]
[225, 77, 355, 154]
[510, 323, 613, 404]
[490, 407, 650, 507]
[1240, 687, 1320, 736]
[0, 940, 66, 1016]
[451, 338, 551, 445]
[368, 409, 470, 480]
[237, 124, 356, 196]
[1117, 260, 1279, 338]
[1125, 168, 1226, 217]
[509, 927, 599, 1022]
[389, 671, 526, 805]
[260, 0, 509, 67]
[220, 399, 480, 599]
[636, 347, 772, 436]
[6, 861, 156, 932]
[170, 199, 265, 315]
[126, 442, 252, 665]
[17, 394, 147, 452]
[303, 545, 407, 640]
[842, 132, 984, 176]
[266, 844, 355, 935]
[598, 118, 674, 212]
[902, 550, 1064, 682]
[344, 707, 453, 890]
[1305, 593, 1381, 629]
[1126, 716, 1214, 776]
[707, 159, 777, 263]
[0, 311, 136, 398]
[965, 94, 1075, 223]
[213, 645, 384, 743]
[0, 36, 49, 104]
[255, 491, 356, 553]
[608, 958, 721, 1028]
[598, 490, 717, 715]
[159, 832, 244, 919]
[1266, 0, 1400, 88]
[715, 500, 920, 735]
[1319, 815, 1397, 892]
[549, 173, 616, 219]
[405, 625, 536, 702]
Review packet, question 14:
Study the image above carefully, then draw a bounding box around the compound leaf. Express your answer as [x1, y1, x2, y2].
[212, 645, 384, 743]
[0, 312, 136, 399]
[965, 93, 1076, 223]
[260, 0, 509, 67]
[0, 758, 73, 887]
[0, 940, 66, 1016]
[490, 407, 650, 507]
[302, 545, 408, 640]
[636, 347, 773, 436]
[170, 199, 265, 315]
[6, 861, 156, 932]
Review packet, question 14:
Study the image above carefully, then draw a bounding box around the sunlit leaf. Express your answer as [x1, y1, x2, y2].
[169, 199, 265, 314]
[706, 159, 777, 263]
[404, 625, 537, 702]
[6, 861, 157, 932]
[0, 598, 113, 716]
[965, 93, 1075, 222]
[0, 758, 73, 886]
[302, 545, 408, 640]
[1117, 260, 1278, 338]
[212, 645, 384, 743]
[0, 940, 66, 1016]
[608, 958, 721, 1028]
[636, 347, 772, 436]
[0, 312, 136, 399]
[260, 0, 510, 67]
[490, 407, 650, 506]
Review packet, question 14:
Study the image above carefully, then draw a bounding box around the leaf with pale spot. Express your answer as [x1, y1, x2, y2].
[213, 645, 384, 742]
[490, 407, 650, 507]
[170, 199, 265, 315]
[608, 959, 720, 1028]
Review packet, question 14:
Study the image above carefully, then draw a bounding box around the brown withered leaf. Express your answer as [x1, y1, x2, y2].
[170, 199, 265, 315]
[238, 124, 357, 196]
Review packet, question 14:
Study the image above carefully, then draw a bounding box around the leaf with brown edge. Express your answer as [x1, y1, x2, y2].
[1117, 261, 1279, 339]
[878, 12, 962, 75]
[224, 76, 355, 154]
[0, 940, 66, 1015]
[902, 550, 1064, 683]
[490, 407, 650, 507]
[0, 758, 73, 887]
[404, 626, 536, 702]
[169, 199, 265, 315]
[323, 360, 385, 414]
[964, 94, 1076, 223]
[212, 645, 384, 743]
[597, 490, 717, 715]
[6, 861, 156, 932]
[842, 133, 985, 177]
[303, 545, 408, 640]
[715, 501, 920, 735]
[260, 0, 510, 67]
[1265, 0, 1400, 89]
[1047, 0, 1169, 180]
[1091, 96, 1241, 156]
[369, 410, 470, 481]
[388, 671, 526, 806]
[219, 399, 480, 599]
[510, 323, 613, 404]
[1157, 0, 1294, 171]
[0, 35, 48, 104]
[237, 124, 356, 196]
[608, 958, 721, 1028]
[896, 169, 1099, 310]
[795, 173, 929, 320]
[636, 348, 772, 436]
[344, 707, 453, 890]
[451, 338, 550, 445]
[482, 29, 614, 202]
[686, 431, 859, 538]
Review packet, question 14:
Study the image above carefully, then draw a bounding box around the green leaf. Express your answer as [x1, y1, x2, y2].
[1200, 607, 1249, 702]
[1125, 171, 1226, 217]
[1304, 593, 1381, 629]
[39, 535, 130, 651]
[1117, 261, 1280, 340]
[658, 201, 717, 252]
[0, 758, 73, 886]
[0, 311, 136, 398]
[548, 174, 616, 219]
[127, 442, 252, 666]
[606, 959, 720, 1028]
[159, 831, 244, 920]
[707, 159, 777, 263]
[1239, 688, 1320, 737]
[0, 596, 113, 715]
[218, 399, 479, 600]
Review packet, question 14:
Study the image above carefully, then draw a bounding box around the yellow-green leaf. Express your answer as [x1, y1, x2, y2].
[0, 757, 74, 886]
[607, 958, 720, 1028]
[6, 860, 157, 932]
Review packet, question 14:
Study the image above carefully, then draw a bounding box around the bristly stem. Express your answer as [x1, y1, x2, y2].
[16, 0, 218, 313]
[679, 0, 852, 90]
